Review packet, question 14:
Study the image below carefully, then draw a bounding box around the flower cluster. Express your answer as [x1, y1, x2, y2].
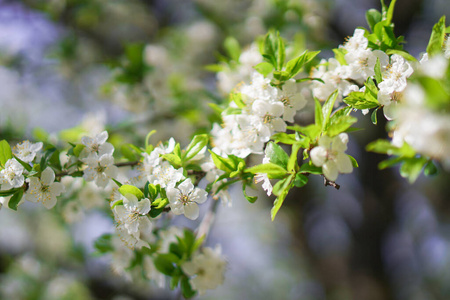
[212, 71, 306, 158]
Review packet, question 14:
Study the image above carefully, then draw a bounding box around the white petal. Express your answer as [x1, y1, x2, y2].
[41, 167, 55, 186]
[50, 182, 65, 197]
[137, 198, 151, 215]
[332, 134, 348, 152]
[336, 153, 353, 173]
[192, 188, 208, 204]
[81, 136, 94, 147]
[166, 187, 180, 204]
[184, 202, 199, 220]
[269, 102, 284, 117]
[99, 142, 114, 156]
[310, 146, 327, 167]
[323, 160, 338, 182]
[271, 118, 287, 132]
[42, 195, 57, 209]
[252, 100, 268, 116]
[178, 178, 194, 195]
[96, 131, 109, 144]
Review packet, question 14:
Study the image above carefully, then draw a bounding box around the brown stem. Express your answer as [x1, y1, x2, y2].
[55, 160, 140, 178]
[323, 176, 340, 189]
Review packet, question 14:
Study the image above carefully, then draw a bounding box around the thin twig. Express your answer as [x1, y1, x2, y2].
[323, 176, 340, 189]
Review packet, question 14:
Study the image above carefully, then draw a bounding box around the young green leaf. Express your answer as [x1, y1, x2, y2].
[224, 36, 241, 62]
[8, 188, 24, 211]
[265, 142, 289, 168]
[118, 184, 145, 200]
[0, 140, 12, 168]
[183, 134, 209, 162]
[427, 16, 446, 56]
[271, 173, 294, 221]
[245, 163, 288, 179]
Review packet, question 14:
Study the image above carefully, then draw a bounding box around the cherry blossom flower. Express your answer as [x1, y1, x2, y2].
[0, 158, 24, 189]
[148, 161, 185, 189]
[25, 167, 64, 209]
[310, 133, 353, 182]
[181, 245, 226, 294]
[166, 178, 207, 220]
[79, 131, 114, 164]
[83, 154, 118, 188]
[13, 140, 43, 163]
[114, 194, 151, 236]
[277, 79, 307, 123]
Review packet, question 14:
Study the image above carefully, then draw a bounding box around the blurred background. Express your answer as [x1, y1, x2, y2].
[1, 0, 450, 299]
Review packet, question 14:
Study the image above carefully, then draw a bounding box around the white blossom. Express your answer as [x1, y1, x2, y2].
[114, 194, 151, 236]
[83, 154, 118, 188]
[13, 140, 43, 163]
[378, 54, 414, 94]
[0, 158, 24, 189]
[181, 245, 226, 294]
[25, 167, 64, 209]
[277, 79, 307, 122]
[166, 178, 207, 220]
[79, 131, 114, 164]
[310, 133, 353, 181]
[148, 161, 185, 189]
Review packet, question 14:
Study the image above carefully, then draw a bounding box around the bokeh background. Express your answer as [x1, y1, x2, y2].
[1, 0, 450, 299]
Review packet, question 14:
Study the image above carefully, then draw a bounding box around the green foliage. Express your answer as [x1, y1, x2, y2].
[271, 173, 294, 220]
[427, 16, 446, 56]
[8, 188, 24, 211]
[93, 234, 114, 255]
[183, 134, 209, 162]
[245, 163, 288, 179]
[265, 142, 289, 168]
[224, 36, 241, 62]
[0, 140, 12, 168]
[118, 184, 145, 200]
[344, 78, 379, 109]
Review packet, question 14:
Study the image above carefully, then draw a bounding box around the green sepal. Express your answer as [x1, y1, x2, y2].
[242, 183, 257, 203]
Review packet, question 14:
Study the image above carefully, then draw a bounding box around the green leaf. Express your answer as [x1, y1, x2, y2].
[147, 183, 158, 200]
[322, 90, 339, 130]
[400, 157, 428, 183]
[366, 139, 415, 157]
[230, 92, 245, 109]
[224, 36, 241, 62]
[294, 173, 308, 188]
[8, 188, 23, 211]
[299, 163, 322, 174]
[181, 275, 197, 299]
[209, 151, 245, 174]
[378, 157, 404, 169]
[371, 107, 379, 125]
[366, 9, 382, 32]
[242, 184, 257, 203]
[332, 48, 347, 65]
[385, 0, 397, 24]
[118, 184, 145, 200]
[183, 134, 208, 162]
[271, 174, 294, 221]
[326, 114, 358, 138]
[254, 62, 274, 76]
[285, 50, 320, 78]
[277, 32, 286, 71]
[154, 254, 177, 276]
[112, 178, 123, 187]
[121, 144, 138, 161]
[162, 153, 182, 168]
[348, 155, 359, 168]
[385, 49, 418, 62]
[424, 160, 438, 176]
[374, 57, 382, 83]
[245, 163, 288, 179]
[93, 234, 113, 254]
[314, 97, 323, 128]
[263, 31, 278, 67]
[427, 16, 446, 56]
[0, 140, 12, 168]
[287, 143, 301, 172]
[271, 132, 298, 145]
[288, 124, 321, 141]
[13, 155, 32, 172]
[73, 144, 85, 157]
[265, 142, 289, 168]
[418, 77, 449, 110]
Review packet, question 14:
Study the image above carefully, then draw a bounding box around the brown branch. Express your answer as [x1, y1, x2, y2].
[323, 176, 340, 189]
[55, 160, 140, 178]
